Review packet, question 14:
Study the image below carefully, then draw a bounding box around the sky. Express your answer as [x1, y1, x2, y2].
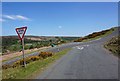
[1, 2, 118, 37]
[2, 0, 120, 2]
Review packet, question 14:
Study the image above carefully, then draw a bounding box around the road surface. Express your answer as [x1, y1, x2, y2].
[35, 28, 119, 79]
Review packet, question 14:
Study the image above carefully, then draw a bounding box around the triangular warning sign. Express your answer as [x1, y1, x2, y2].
[16, 27, 27, 40]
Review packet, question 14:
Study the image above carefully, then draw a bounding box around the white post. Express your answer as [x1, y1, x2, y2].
[22, 37, 26, 67]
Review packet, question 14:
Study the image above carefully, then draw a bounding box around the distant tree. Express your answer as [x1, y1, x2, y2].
[29, 45, 34, 49]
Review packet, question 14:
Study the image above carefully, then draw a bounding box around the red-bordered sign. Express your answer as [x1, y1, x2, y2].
[16, 27, 27, 40]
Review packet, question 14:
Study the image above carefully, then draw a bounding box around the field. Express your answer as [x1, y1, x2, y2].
[1, 36, 78, 55]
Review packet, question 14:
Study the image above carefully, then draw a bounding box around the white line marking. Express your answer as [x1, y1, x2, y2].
[77, 47, 81, 49]
[81, 47, 84, 50]
[76, 46, 84, 50]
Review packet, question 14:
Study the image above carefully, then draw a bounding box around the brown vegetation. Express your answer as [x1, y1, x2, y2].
[74, 28, 114, 42]
[2, 52, 53, 69]
[104, 35, 119, 57]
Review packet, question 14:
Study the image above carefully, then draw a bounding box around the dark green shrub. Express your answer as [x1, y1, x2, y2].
[29, 45, 34, 49]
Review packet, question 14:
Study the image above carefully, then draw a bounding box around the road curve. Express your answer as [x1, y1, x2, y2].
[35, 28, 119, 79]
[2, 28, 119, 79]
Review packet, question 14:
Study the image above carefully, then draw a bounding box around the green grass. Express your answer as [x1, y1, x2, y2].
[82, 28, 114, 42]
[2, 48, 71, 79]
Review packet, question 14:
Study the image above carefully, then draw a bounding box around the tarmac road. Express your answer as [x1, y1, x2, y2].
[36, 44, 118, 79]
[35, 28, 119, 79]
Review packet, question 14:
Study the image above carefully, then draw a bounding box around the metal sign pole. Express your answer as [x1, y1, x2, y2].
[16, 27, 27, 67]
[22, 37, 26, 67]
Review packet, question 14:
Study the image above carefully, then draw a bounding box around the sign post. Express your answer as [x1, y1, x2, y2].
[22, 37, 25, 67]
[16, 27, 27, 67]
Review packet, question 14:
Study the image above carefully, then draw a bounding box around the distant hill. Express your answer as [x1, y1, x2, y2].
[1, 36, 79, 54]
[1, 27, 117, 55]
[74, 27, 115, 42]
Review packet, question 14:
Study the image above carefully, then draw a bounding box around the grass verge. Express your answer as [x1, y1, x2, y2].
[2, 48, 71, 79]
[104, 45, 118, 56]
[104, 35, 119, 57]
